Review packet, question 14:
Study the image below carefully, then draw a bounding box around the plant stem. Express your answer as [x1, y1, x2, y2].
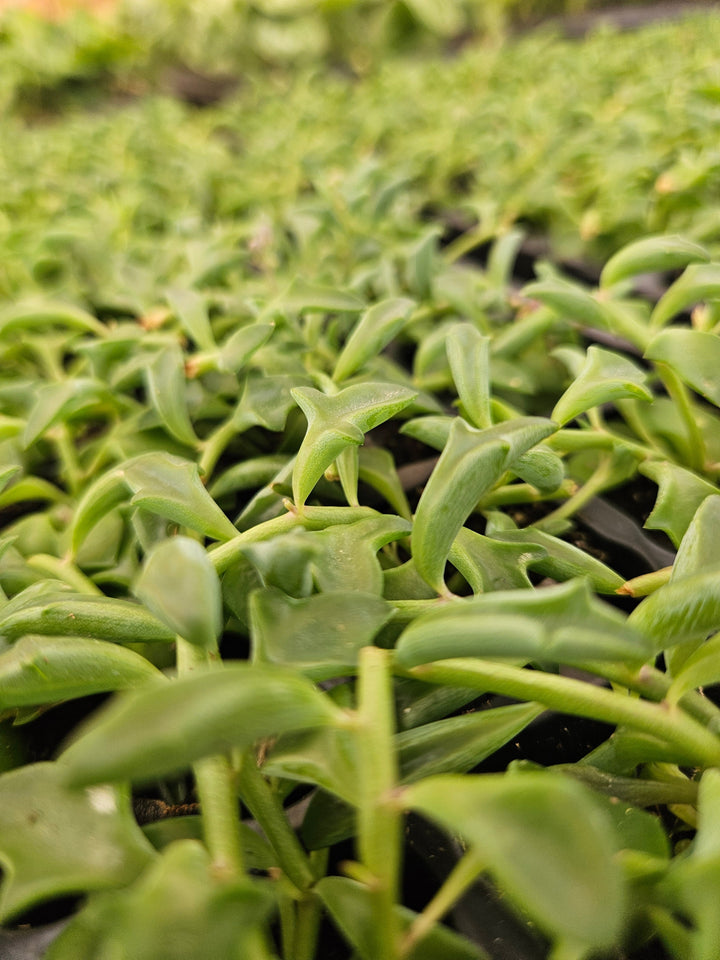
[198, 418, 238, 480]
[238, 751, 315, 893]
[176, 639, 244, 878]
[409, 659, 720, 768]
[399, 850, 484, 958]
[356, 646, 402, 960]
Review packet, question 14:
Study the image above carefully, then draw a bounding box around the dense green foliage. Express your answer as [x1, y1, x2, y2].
[3, 5, 720, 960]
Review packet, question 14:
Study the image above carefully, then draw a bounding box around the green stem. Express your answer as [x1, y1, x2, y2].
[533, 454, 624, 530]
[238, 752, 315, 893]
[409, 659, 720, 768]
[656, 362, 707, 473]
[292, 892, 324, 960]
[356, 646, 402, 960]
[176, 639, 244, 879]
[399, 850, 484, 958]
[198, 419, 238, 480]
[53, 426, 83, 495]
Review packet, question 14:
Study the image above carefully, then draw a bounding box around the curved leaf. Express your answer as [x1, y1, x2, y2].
[0, 763, 153, 923]
[600, 235, 709, 289]
[61, 663, 343, 785]
[552, 345, 652, 425]
[651, 263, 720, 329]
[411, 417, 557, 593]
[645, 328, 720, 407]
[144, 345, 198, 447]
[333, 297, 415, 382]
[134, 537, 223, 649]
[0, 635, 164, 710]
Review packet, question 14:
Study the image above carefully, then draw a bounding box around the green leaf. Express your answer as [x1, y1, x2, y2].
[641, 460, 719, 548]
[134, 537, 223, 648]
[0, 635, 165, 709]
[403, 772, 625, 950]
[232, 373, 305, 432]
[446, 323, 491, 429]
[263, 725, 358, 804]
[449, 527, 545, 593]
[165, 287, 216, 351]
[61, 663, 343, 785]
[0, 301, 105, 339]
[72, 453, 238, 552]
[552, 345, 652, 425]
[281, 278, 364, 315]
[650, 263, 720, 328]
[0, 590, 176, 644]
[316, 876, 483, 960]
[645, 328, 720, 406]
[400, 414, 452, 451]
[511, 446, 564, 493]
[45, 841, 275, 960]
[671, 495, 720, 582]
[144, 344, 198, 447]
[600, 235, 709, 289]
[217, 322, 275, 374]
[411, 417, 557, 593]
[667, 631, 720, 705]
[629, 569, 720, 652]
[484, 512, 625, 593]
[22, 378, 111, 448]
[521, 277, 612, 330]
[291, 383, 417, 508]
[250, 588, 393, 679]
[397, 703, 544, 782]
[0, 762, 154, 922]
[358, 446, 411, 520]
[395, 579, 650, 668]
[333, 297, 415, 382]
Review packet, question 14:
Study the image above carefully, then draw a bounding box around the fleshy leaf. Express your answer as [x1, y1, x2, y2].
[165, 287, 215, 351]
[281, 279, 364, 315]
[511, 447, 564, 493]
[333, 297, 415, 382]
[395, 579, 650, 668]
[484, 512, 625, 594]
[449, 527, 546, 593]
[0, 762, 154, 922]
[144, 345, 198, 447]
[316, 876, 483, 960]
[217, 322, 275, 374]
[628, 569, 720, 652]
[263, 725, 358, 804]
[44, 840, 275, 960]
[552, 345, 652, 425]
[72, 453, 238, 552]
[640, 460, 719, 548]
[650, 263, 720, 329]
[446, 323, 491, 429]
[250, 588, 393, 678]
[0, 590, 176, 644]
[521, 277, 612, 330]
[134, 537, 223, 648]
[0, 301, 105, 339]
[61, 663, 343, 785]
[411, 417, 557, 593]
[402, 772, 625, 950]
[600, 235, 709, 289]
[397, 703, 544, 782]
[645, 328, 720, 407]
[671, 495, 720, 582]
[291, 383, 417, 508]
[0, 635, 165, 709]
[22, 379, 111, 448]
[357, 446, 411, 519]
